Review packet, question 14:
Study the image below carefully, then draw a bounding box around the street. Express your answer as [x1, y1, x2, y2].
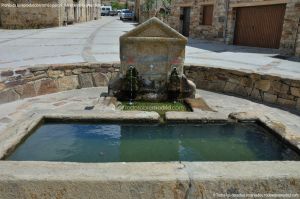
[0, 16, 299, 79]
[0, 16, 134, 68]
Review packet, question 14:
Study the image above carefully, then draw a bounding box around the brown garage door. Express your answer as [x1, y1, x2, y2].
[234, 4, 286, 49]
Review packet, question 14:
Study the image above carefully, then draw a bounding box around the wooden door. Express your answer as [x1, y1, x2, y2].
[234, 4, 286, 49]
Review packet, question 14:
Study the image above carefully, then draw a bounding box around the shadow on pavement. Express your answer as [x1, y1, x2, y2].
[187, 38, 300, 63]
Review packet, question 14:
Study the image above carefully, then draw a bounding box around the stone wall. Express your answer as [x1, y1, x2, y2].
[0, 0, 60, 28]
[295, 3, 300, 57]
[184, 65, 300, 112]
[69, 0, 101, 24]
[0, 63, 119, 103]
[0, 63, 300, 112]
[166, 0, 226, 41]
[162, 0, 300, 56]
[0, 0, 101, 28]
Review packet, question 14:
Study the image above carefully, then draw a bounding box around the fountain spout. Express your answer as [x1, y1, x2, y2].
[125, 65, 139, 105]
[168, 67, 181, 102]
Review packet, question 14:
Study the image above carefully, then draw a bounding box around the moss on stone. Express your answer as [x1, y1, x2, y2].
[121, 101, 189, 116]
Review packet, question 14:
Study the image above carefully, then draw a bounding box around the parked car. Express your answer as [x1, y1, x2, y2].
[109, 10, 118, 16]
[101, 6, 112, 16]
[120, 9, 134, 21]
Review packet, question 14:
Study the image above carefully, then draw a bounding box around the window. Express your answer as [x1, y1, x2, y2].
[202, 5, 214, 25]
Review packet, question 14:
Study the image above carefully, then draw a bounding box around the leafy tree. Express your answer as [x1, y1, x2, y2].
[144, 0, 155, 12]
[161, 0, 171, 13]
[111, 0, 125, 9]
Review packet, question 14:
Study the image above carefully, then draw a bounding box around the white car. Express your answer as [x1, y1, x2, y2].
[101, 6, 112, 16]
[120, 9, 134, 21]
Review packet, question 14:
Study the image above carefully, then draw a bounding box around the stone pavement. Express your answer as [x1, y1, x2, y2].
[0, 16, 134, 68]
[0, 16, 299, 79]
[0, 87, 299, 139]
[186, 39, 300, 80]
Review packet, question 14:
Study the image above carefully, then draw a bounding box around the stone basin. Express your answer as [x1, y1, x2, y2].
[0, 109, 299, 198]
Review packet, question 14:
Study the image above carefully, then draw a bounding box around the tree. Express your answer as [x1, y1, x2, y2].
[144, 0, 155, 12]
[111, 0, 125, 9]
[161, 0, 171, 14]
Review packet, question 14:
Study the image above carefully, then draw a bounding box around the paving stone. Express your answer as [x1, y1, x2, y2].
[0, 70, 13, 77]
[92, 73, 109, 87]
[279, 83, 290, 94]
[15, 69, 27, 76]
[14, 82, 36, 99]
[291, 87, 300, 97]
[0, 117, 12, 123]
[47, 70, 64, 78]
[79, 73, 94, 88]
[184, 98, 214, 112]
[29, 66, 49, 72]
[0, 89, 19, 104]
[35, 78, 58, 95]
[249, 88, 263, 101]
[27, 74, 48, 81]
[224, 82, 237, 93]
[234, 85, 248, 97]
[57, 75, 79, 91]
[53, 101, 68, 106]
[296, 98, 300, 111]
[0, 83, 5, 91]
[72, 69, 82, 75]
[270, 81, 282, 93]
[263, 93, 277, 103]
[278, 93, 295, 100]
[65, 70, 72, 76]
[291, 81, 300, 88]
[255, 80, 271, 92]
[277, 98, 296, 107]
[33, 71, 46, 76]
[207, 80, 226, 92]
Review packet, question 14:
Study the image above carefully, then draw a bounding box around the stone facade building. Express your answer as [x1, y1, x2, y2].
[101, 0, 112, 5]
[0, 0, 101, 28]
[135, 0, 164, 23]
[136, 0, 300, 56]
[168, 0, 300, 56]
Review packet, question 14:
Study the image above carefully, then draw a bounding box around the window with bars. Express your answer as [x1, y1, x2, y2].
[202, 5, 214, 25]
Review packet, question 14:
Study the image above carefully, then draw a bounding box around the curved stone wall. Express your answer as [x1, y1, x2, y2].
[0, 62, 299, 112]
[184, 65, 300, 112]
[0, 63, 119, 104]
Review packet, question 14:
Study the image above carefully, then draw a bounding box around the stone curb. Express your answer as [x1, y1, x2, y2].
[0, 161, 299, 198]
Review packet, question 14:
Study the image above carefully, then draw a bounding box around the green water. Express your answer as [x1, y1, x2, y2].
[7, 122, 300, 162]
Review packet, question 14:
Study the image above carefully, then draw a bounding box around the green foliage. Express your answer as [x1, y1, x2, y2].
[111, 1, 125, 9]
[162, 0, 172, 5]
[121, 101, 188, 116]
[161, 0, 172, 15]
[144, 0, 155, 11]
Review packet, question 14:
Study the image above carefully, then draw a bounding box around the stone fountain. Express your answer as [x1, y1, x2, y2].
[108, 17, 196, 101]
